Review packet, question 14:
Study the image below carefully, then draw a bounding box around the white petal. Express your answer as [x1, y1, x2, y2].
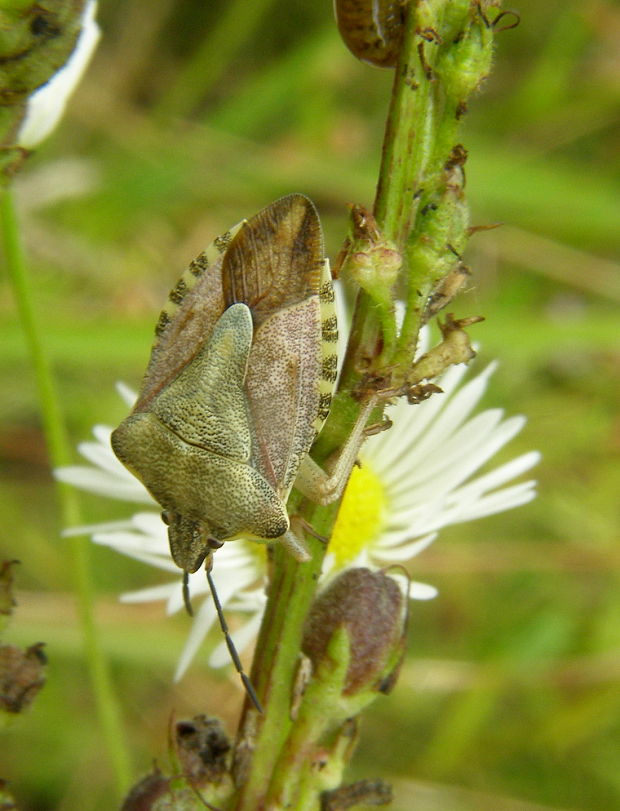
[130, 511, 167, 539]
[386, 411, 525, 507]
[388, 365, 496, 477]
[228, 585, 266, 613]
[120, 582, 178, 605]
[174, 599, 218, 682]
[216, 541, 259, 568]
[415, 323, 430, 355]
[17, 0, 101, 149]
[54, 465, 154, 503]
[93, 527, 165, 555]
[76, 438, 127, 476]
[116, 382, 137, 407]
[447, 480, 539, 522]
[371, 532, 438, 561]
[93, 534, 178, 572]
[449, 451, 541, 503]
[62, 518, 136, 537]
[172, 563, 260, 680]
[92, 424, 115, 447]
[409, 581, 439, 600]
[166, 571, 206, 615]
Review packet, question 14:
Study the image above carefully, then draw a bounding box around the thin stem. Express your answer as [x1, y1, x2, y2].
[232, 498, 338, 811]
[233, 3, 497, 807]
[0, 188, 132, 797]
[231, 12, 426, 811]
[312, 1, 427, 459]
[373, 4, 431, 244]
[233, 15, 431, 802]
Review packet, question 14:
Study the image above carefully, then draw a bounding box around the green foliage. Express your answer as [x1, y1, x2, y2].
[1, 0, 619, 808]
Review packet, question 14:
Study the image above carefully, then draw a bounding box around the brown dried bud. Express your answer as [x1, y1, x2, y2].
[334, 0, 404, 68]
[121, 771, 171, 811]
[174, 715, 231, 783]
[302, 568, 406, 696]
[0, 642, 46, 714]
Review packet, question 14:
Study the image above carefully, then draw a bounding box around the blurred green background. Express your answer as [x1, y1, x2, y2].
[1, 0, 619, 808]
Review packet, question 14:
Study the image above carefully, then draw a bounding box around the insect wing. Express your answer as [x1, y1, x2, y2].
[221, 194, 323, 324]
[221, 194, 335, 497]
[149, 302, 253, 459]
[112, 303, 289, 544]
[246, 298, 322, 496]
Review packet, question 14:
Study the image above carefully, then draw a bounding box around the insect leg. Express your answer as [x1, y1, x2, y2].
[279, 528, 311, 561]
[295, 395, 378, 505]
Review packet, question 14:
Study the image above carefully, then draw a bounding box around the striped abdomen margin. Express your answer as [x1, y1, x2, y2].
[316, 259, 338, 431]
[154, 219, 246, 338]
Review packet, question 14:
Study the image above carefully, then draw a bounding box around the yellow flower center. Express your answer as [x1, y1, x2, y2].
[330, 462, 386, 568]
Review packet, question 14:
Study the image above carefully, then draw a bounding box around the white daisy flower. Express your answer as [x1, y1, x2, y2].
[17, 0, 100, 149]
[56, 351, 540, 681]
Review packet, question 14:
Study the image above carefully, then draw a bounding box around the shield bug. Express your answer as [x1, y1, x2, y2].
[111, 193, 340, 574]
[111, 195, 376, 705]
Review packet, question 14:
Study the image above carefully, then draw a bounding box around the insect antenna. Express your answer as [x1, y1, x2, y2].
[205, 568, 264, 714]
[182, 571, 194, 616]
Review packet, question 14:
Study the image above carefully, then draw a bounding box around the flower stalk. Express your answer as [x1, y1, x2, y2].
[233, 2, 503, 809]
[0, 2, 130, 794]
[1, 187, 132, 796]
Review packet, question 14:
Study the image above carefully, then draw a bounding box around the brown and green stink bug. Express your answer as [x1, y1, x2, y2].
[110, 194, 351, 574]
[111, 194, 378, 704]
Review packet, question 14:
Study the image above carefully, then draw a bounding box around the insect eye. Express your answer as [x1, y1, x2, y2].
[207, 538, 224, 551]
[161, 510, 172, 526]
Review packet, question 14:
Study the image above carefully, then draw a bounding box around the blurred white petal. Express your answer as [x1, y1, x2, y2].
[17, 0, 100, 149]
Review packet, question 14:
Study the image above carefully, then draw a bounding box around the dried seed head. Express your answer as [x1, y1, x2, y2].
[302, 568, 406, 695]
[0, 642, 47, 714]
[174, 715, 231, 783]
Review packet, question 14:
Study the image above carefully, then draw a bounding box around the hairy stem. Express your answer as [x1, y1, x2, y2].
[232, 2, 499, 808]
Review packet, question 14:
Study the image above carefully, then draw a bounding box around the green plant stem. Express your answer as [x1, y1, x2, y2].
[233, 3, 498, 807]
[313, 1, 427, 458]
[264, 629, 354, 809]
[0, 187, 132, 797]
[232, 499, 338, 811]
[233, 12, 431, 805]
[373, 5, 431, 245]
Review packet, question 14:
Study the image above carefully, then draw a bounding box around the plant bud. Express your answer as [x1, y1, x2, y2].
[334, 0, 404, 68]
[343, 204, 401, 302]
[435, 3, 495, 102]
[302, 568, 406, 696]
